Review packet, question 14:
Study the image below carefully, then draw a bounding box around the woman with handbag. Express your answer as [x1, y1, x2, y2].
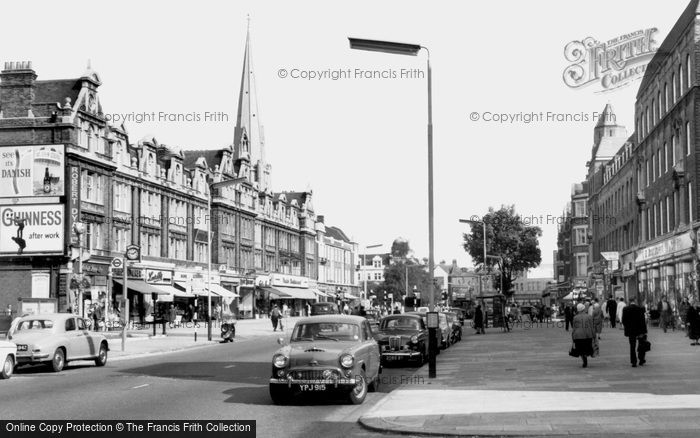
[571, 303, 595, 368]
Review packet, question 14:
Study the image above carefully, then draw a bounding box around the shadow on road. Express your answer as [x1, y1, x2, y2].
[119, 361, 270, 385]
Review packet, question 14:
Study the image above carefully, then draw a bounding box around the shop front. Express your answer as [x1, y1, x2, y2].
[635, 231, 696, 311]
[112, 264, 176, 325]
[261, 273, 318, 317]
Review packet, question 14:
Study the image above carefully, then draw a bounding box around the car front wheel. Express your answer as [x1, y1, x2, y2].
[1, 355, 14, 379]
[95, 343, 108, 367]
[348, 371, 368, 405]
[51, 348, 65, 372]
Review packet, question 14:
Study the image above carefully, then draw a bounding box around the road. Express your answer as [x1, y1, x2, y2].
[0, 330, 425, 438]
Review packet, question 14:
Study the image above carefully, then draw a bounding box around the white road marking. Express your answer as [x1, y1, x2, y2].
[132, 384, 150, 389]
[224, 365, 235, 368]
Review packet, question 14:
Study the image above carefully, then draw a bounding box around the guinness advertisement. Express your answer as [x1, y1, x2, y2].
[0, 204, 65, 255]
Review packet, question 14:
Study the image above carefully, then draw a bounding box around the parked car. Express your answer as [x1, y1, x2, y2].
[310, 302, 340, 316]
[444, 312, 462, 343]
[406, 311, 450, 350]
[375, 314, 429, 365]
[269, 315, 381, 405]
[448, 307, 467, 326]
[8, 314, 109, 372]
[0, 340, 16, 379]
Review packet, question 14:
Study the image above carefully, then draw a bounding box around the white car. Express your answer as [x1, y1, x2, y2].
[8, 313, 109, 372]
[1, 340, 16, 379]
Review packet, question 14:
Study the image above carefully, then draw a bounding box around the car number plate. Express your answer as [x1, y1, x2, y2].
[385, 355, 400, 361]
[16, 344, 28, 352]
[299, 384, 326, 391]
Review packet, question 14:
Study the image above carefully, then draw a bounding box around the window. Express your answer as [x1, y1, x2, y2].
[664, 83, 668, 112]
[80, 170, 104, 204]
[86, 222, 104, 251]
[372, 259, 382, 268]
[689, 181, 694, 223]
[658, 149, 662, 176]
[651, 154, 656, 182]
[140, 191, 161, 225]
[575, 254, 587, 277]
[574, 226, 587, 246]
[664, 142, 670, 172]
[687, 54, 692, 91]
[113, 183, 132, 213]
[660, 200, 665, 234]
[140, 232, 160, 257]
[374, 272, 382, 281]
[169, 236, 186, 259]
[646, 160, 650, 187]
[194, 242, 208, 263]
[680, 64, 684, 94]
[653, 203, 659, 238]
[687, 122, 692, 156]
[573, 200, 586, 217]
[65, 318, 76, 332]
[672, 73, 677, 103]
[114, 228, 129, 252]
[658, 91, 662, 117]
[87, 126, 94, 151]
[666, 197, 671, 234]
[651, 99, 656, 125]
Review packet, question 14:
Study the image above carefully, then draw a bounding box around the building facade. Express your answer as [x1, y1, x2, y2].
[0, 26, 347, 320]
[315, 215, 360, 302]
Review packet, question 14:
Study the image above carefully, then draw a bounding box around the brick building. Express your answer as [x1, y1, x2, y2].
[0, 26, 344, 320]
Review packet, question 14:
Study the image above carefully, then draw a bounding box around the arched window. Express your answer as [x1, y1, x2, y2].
[651, 99, 655, 125]
[672, 73, 677, 103]
[664, 83, 668, 112]
[687, 54, 692, 91]
[679, 64, 684, 93]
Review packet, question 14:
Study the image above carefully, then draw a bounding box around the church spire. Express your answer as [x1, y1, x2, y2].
[233, 17, 266, 187]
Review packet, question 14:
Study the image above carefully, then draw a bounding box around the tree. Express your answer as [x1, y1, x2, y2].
[462, 205, 542, 298]
[382, 238, 431, 305]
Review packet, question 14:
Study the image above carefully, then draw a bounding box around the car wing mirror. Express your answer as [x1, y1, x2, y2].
[277, 337, 286, 345]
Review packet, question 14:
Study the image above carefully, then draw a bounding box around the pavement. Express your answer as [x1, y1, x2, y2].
[359, 320, 700, 436]
[102, 315, 300, 361]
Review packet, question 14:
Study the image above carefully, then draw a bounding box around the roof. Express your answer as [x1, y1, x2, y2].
[182, 149, 222, 169]
[325, 225, 352, 243]
[637, 0, 699, 97]
[294, 315, 368, 325]
[281, 191, 307, 206]
[595, 103, 616, 128]
[33, 79, 81, 104]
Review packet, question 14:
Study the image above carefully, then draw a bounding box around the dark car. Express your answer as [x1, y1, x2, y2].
[310, 302, 340, 316]
[406, 311, 450, 350]
[444, 312, 462, 343]
[375, 314, 429, 365]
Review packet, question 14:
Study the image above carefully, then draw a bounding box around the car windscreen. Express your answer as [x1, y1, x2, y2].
[16, 319, 54, 331]
[291, 322, 360, 342]
[381, 317, 421, 330]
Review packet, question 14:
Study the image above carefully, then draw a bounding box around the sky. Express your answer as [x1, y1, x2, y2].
[1, 0, 691, 278]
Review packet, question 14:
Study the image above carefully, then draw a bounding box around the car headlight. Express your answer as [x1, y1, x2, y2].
[410, 335, 418, 343]
[273, 354, 288, 368]
[339, 354, 354, 368]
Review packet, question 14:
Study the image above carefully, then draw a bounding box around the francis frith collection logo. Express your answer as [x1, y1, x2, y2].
[563, 28, 658, 93]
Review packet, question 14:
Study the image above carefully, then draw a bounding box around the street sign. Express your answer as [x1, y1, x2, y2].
[111, 257, 124, 269]
[426, 312, 439, 328]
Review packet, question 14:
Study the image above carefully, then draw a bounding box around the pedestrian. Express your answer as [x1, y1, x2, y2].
[622, 297, 647, 367]
[474, 304, 485, 334]
[571, 303, 595, 368]
[616, 297, 626, 330]
[657, 295, 674, 333]
[679, 297, 690, 335]
[343, 303, 350, 315]
[169, 304, 177, 325]
[564, 303, 574, 331]
[92, 303, 102, 332]
[606, 296, 617, 328]
[282, 303, 289, 318]
[306, 303, 311, 316]
[270, 305, 281, 331]
[592, 299, 604, 340]
[687, 300, 700, 346]
[544, 306, 552, 323]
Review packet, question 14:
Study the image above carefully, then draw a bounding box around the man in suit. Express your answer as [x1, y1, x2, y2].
[606, 296, 617, 328]
[622, 297, 648, 367]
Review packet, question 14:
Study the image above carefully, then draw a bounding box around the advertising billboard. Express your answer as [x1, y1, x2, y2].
[0, 204, 65, 255]
[0, 144, 65, 198]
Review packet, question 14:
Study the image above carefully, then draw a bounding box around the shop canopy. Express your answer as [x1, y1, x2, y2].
[262, 286, 317, 300]
[311, 289, 329, 298]
[206, 284, 239, 298]
[173, 282, 196, 297]
[342, 292, 359, 300]
[114, 280, 170, 295]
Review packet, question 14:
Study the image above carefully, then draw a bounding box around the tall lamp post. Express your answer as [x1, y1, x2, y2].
[73, 222, 86, 317]
[362, 244, 382, 301]
[349, 37, 436, 378]
[207, 176, 247, 341]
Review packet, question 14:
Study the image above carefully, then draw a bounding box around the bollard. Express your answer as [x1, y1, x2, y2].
[194, 331, 197, 342]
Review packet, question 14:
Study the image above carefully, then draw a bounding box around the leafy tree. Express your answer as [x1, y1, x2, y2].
[462, 205, 542, 298]
[381, 238, 431, 304]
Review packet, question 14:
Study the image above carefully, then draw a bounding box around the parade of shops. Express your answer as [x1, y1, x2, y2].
[0, 27, 362, 322]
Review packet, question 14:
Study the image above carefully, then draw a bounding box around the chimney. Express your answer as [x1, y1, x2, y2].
[316, 215, 324, 223]
[0, 61, 37, 118]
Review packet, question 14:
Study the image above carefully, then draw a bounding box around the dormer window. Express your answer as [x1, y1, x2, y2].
[114, 141, 122, 165]
[147, 153, 155, 174]
[174, 164, 181, 183]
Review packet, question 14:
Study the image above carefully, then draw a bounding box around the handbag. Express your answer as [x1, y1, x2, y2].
[568, 342, 579, 357]
[638, 335, 651, 352]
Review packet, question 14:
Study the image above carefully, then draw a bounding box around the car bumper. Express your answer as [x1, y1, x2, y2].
[269, 378, 357, 391]
[381, 350, 421, 360]
[16, 353, 50, 364]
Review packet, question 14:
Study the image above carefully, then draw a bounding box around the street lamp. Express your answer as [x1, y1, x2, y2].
[362, 244, 382, 301]
[207, 176, 247, 341]
[73, 222, 85, 317]
[349, 36, 435, 378]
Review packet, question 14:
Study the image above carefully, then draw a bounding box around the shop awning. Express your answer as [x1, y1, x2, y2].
[311, 289, 328, 298]
[342, 292, 359, 300]
[263, 286, 317, 300]
[114, 279, 170, 295]
[173, 282, 195, 297]
[207, 284, 239, 298]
